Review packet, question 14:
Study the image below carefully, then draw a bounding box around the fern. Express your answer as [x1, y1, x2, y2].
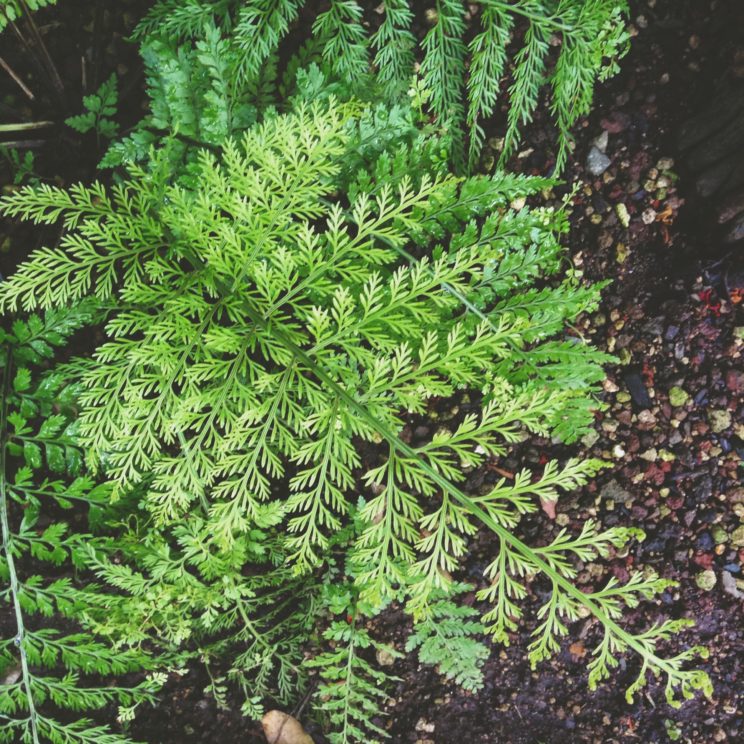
[306, 620, 398, 744]
[100, 31, 262, 171]
[131, 0, 631, 170]
[233, 0, 303, 83]
[0, 0, 57, 32]
[65, 74, 119, 141]
[420, 0, 467, 145]
[466, 4, 513, 166]
[370, 0, 415, 96]
[0, 98, 710, 721]
[312, 0, 369, 81]
[83, 518, 316, 716]
[0, 306, 159, 744]
[405, 583, 489, 692]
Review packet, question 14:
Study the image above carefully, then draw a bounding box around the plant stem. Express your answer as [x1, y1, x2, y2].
[479, 0, 573, 33]
[0, 55, 35, 100]
[0, 121, 54, 133]
[19, 0, 65, 104]
[0, 350, 41, 744]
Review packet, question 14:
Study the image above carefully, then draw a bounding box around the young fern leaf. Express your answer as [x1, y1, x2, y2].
[405, 583, 489, 692]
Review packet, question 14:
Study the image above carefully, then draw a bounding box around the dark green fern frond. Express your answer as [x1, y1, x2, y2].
[371, 0, 416, 95]
[131, 0, 631, 171]
[313, 0, 370, 81]
[467, 5, 513, 167]
[233, 0, 304, 83]
[420, 0, 467, 141]
[0, 308, 159, 744]
[500, 16, 550, 164]
[307, 620, 398, 744]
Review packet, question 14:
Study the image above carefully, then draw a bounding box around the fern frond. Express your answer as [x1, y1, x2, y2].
[0, 309, 157, 744]
[307, 620, 397, 744]
[313, 0, 369, 81]
[125, 0, 631, 171]
[0, 98, 707, 715]
[420, 0, 467, 140]
[405, 583, 489, 691]
[467, 5, 513, 167]
[234, 0, 304, 83]
[371, 0, 415, 95]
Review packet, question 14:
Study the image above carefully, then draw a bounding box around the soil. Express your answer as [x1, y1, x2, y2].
[1, 1, 742, 743]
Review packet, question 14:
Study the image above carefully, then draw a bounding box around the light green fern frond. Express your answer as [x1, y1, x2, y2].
[0, 98, 708, 712]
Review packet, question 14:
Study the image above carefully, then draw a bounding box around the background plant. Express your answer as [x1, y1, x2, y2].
[0, 305, 160, 744]
[0, 0, 57, 32]
[128, 0, 631, 170]
[65, 74, 120, 143]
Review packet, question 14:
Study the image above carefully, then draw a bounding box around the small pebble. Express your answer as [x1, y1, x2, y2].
[695, 569, 717, 591]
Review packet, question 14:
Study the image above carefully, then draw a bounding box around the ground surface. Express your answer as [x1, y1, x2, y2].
[1, 1, 742, 743]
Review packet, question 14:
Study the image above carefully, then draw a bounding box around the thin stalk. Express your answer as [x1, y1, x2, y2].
[0, 55, 34, 100]
[0, 350, 41, 744]
[0, 121, 54, 133]
[0, 139, 46, 150]
[19, 0, 65, 102]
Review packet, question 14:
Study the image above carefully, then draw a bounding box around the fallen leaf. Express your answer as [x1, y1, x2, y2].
[569, 641, 587, 659]
[1, 664, 21, 686]
[262, 710, 314, 744]
[540, 497, 557, 520]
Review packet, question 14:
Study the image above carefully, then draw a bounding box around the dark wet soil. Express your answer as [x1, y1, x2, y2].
[1, 1, 742, 743]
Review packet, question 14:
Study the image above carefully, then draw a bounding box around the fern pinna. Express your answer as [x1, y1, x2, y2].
[131, 0, 631, 170]
[0, 306, 159, 744]
[0, 0, 57, 31]
[0, 98, 709, 723]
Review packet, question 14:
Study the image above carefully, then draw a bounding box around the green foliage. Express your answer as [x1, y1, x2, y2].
[405, 583, 489, 692]
[0, 306, 160, 744]
[131, 0, 631, 170]
[65, 75, 120, 140]
[0, 96, 710, 721]
[307, 619, 399, 744]
[0, 148, 38, 187]
[100, 28, 264, 170]
[83, 518, 318, 717]
[0, 0, 57, 32]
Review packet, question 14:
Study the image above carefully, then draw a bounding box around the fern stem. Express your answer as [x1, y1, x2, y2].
[0, 349, 41, 744]
[478, 0, 572, 33]
[340, 619, 358, 743]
